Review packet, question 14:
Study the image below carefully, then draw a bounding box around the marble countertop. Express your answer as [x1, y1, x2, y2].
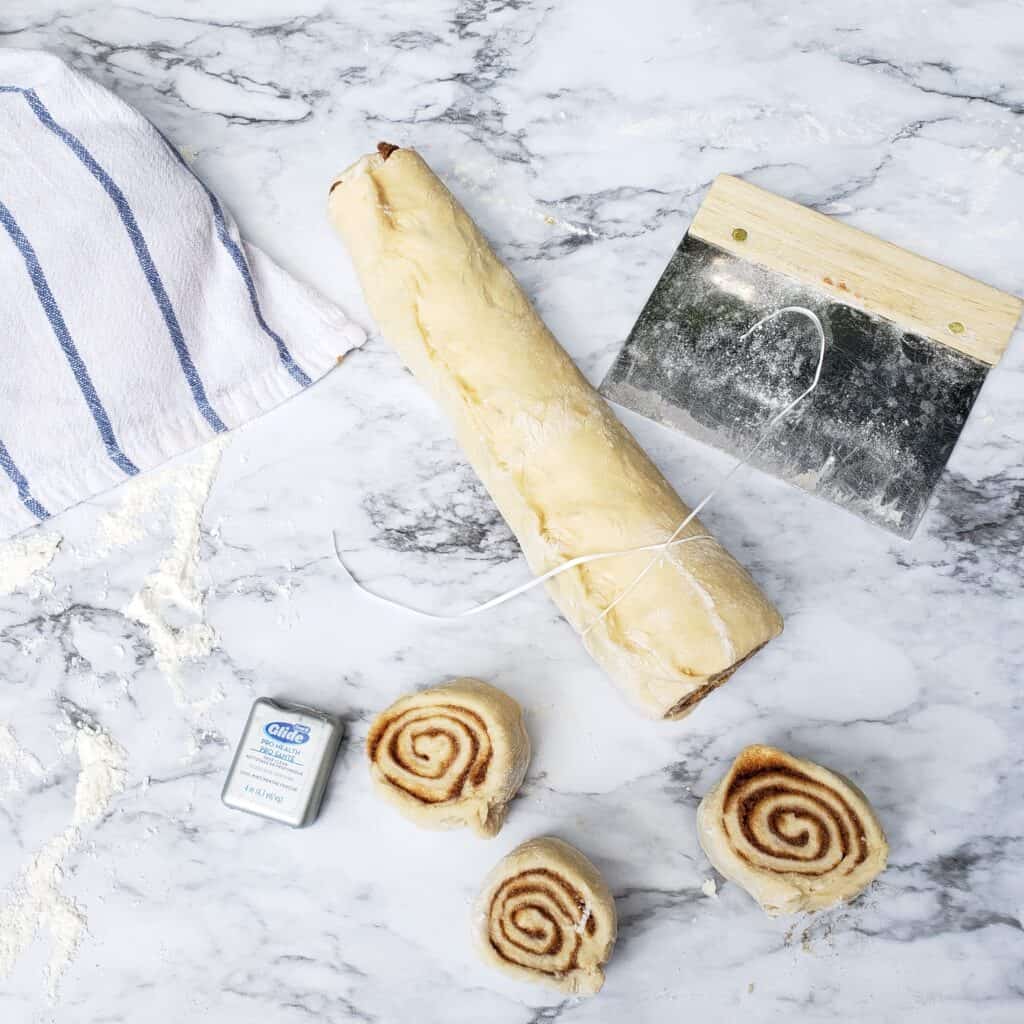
[2, 2, 1023, 1021]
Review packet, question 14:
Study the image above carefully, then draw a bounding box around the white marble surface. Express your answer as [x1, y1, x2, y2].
[2, 1, 1023, 1021]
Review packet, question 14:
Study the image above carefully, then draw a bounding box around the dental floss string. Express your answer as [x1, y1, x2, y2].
[333, 531, 715, 621]
[581, 305, 824, 635]
[333, 306, 826, 625]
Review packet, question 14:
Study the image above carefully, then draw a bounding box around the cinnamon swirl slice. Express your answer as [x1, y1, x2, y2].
[366, 678, 530, 837]
[474, 837, 617, 995]
[697, 744, 888, 915]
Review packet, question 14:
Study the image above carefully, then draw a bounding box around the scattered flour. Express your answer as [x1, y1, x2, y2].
[783, 914, 839, 955]
[0, 708, 126, 998]
[121, 439, 228, 708]
[702, 877, 719, 899]
[575, 903, 593, 935]
[0, 532, 61, 597]
[93, 467, 178, 556]
[452, 160, 598, 239]
[0, 723, 45, 794]
[0, 428, 227, 1000]
[832, 487, 906, 530]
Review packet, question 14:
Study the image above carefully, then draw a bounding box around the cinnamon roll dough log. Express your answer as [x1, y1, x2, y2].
[366, 678, 530, 837]
[697, 744, 888, 915]
[474, 836, 616, 995]
[328, 145, 782, 719]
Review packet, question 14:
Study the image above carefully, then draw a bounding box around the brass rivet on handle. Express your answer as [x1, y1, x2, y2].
[731, 227, 748, 242]
[948, 321, 965, 334]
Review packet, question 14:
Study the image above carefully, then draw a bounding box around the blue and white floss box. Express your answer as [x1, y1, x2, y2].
[222, 698, 344, 827]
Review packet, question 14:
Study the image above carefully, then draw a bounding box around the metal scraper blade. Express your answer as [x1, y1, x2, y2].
[599, 234, 990, 538]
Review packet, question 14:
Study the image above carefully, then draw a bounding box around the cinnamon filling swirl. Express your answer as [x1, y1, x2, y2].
[368, 703, 493, 804]
[698, 745, 888, 915]
[488, 868, 596, 976]
[724, 758, 870, 876]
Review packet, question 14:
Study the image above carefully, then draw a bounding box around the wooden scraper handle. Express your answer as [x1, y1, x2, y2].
[690, 175, 1023, 366]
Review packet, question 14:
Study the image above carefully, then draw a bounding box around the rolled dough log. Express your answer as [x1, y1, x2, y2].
[328, 145, 782, 719]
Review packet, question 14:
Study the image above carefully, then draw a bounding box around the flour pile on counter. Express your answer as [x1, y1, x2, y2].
[82, 437, 226, 696]
[0, 706, 126, 997]
[122, 438, 228, 710]
[0, 435, 235, 996]
[0, 531, 61, 597]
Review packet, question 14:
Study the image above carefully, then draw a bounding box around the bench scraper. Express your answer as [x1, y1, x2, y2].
[599, 175, 1022, 537]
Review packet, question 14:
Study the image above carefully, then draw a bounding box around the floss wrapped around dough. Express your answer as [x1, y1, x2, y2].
[328, 144, 783, 719]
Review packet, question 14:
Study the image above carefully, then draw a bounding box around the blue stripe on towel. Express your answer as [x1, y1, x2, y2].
[157, 133, 313, 387]
[9, 86, 228, 434]
[204, 189, 313, 387]
[0, 440, 50, 520]
[0, 198, 139, 478]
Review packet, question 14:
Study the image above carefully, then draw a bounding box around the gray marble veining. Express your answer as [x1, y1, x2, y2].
[1, 1, 1022, 1021]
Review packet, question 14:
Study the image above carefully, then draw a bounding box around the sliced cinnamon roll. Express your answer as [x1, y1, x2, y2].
[697, 744, 888, 915]
[474, 837, 617, 995]
[366, 678, 530, 837]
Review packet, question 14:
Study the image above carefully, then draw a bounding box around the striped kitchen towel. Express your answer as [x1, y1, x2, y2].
[0, 49, 364, 538]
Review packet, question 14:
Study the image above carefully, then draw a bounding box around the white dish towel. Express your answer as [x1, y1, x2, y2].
[0, 49, 364, 538]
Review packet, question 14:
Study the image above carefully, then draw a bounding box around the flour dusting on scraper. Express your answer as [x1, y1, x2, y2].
[600, 175, 1024, 537]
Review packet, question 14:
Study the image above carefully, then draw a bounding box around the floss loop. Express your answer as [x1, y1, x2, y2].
[333, 305, 826, 626]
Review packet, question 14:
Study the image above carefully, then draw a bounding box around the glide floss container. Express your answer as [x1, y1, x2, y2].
[222, 698, 344, 827]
